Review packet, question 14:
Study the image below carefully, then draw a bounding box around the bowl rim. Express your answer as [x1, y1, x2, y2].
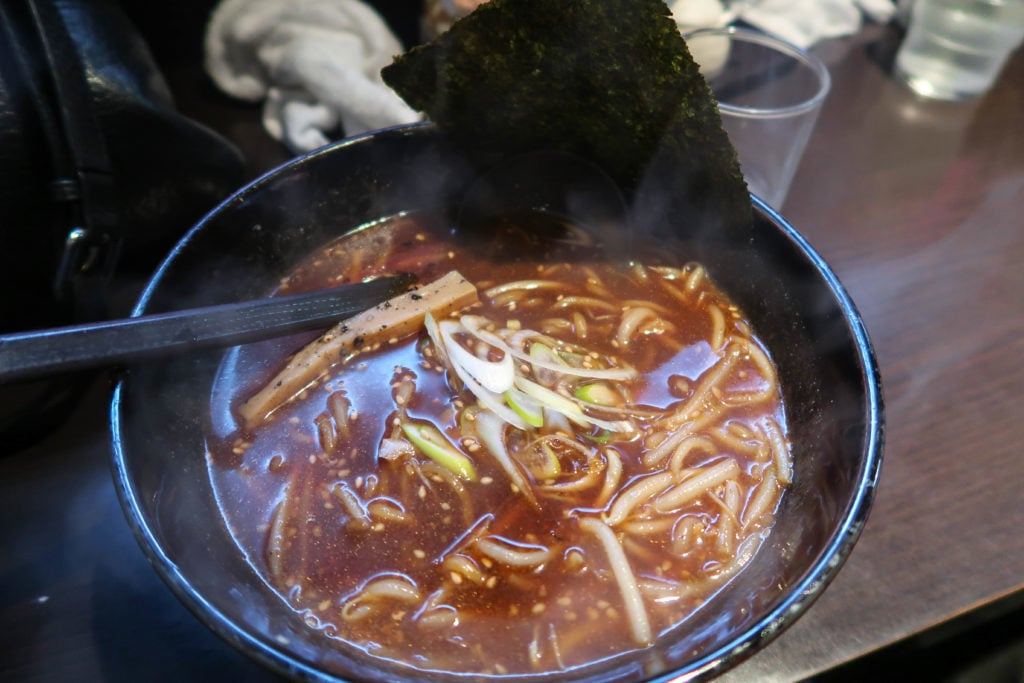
[109, 122, 884, 682]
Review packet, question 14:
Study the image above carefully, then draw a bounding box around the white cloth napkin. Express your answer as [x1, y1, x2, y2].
[205, 0, 422, 153]
[671, 0, 896, 48]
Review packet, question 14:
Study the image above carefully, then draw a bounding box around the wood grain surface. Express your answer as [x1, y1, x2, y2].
[723, 24, 1024, 682]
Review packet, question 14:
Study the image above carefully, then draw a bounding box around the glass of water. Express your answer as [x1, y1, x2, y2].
[684, 27, 831, 210]
[895, 0, 1024, 100]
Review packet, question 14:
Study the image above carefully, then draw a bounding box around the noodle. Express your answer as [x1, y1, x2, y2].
[594, 448, 623, 509]
[474, 536, 553, 567]
[367, 497, 408, 523]
[684, 263, 706, 292]
[442, 553, 488, 585]
[485, 280, 563, 297]
[616, 307, 660, 346]
[327, 391, 351, 441]
[572, 311, 588, 339]
[763, 417, 793, 485]
[664, 350, 739, 429]
[667, 435, 718, 478]
[331, 482, 371, 530]
[315, 412, 335, 454]
[653, 459, 741, 513]
[708, 304, 726, 352]
[605, 471, 676, 526]
[714, 480, 742, 555]
[742, 470, 779, 530]
[206, 214, 793, 675]
[712, 422, 762, 456]
[266, 483, 292, 581]
[579, 517, 652, 646]
[553, 296, 619, 312]
[341, 575, 421, 622]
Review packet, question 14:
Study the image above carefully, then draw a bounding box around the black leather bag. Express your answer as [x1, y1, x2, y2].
[0, 0, 245, 447]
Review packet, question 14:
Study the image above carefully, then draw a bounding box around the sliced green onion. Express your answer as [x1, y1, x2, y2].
[574, 382, 622, 406]
[473, 411, 539, 507]
[426, 317, 528, 429]
[423, 312, 449, 367]
[530, 342, 564, 367]
[402, 422, 477, 481]
[439, 320, 514, 394]
[505, 388, 544, 428]
[515, 341, 636, 381]
[518, 441, 562, 480]
[516, 377, 634, 434]
[515, 376, 587, 423]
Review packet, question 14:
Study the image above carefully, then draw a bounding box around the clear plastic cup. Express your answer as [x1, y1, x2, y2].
[685, 27, 831, 209]
[895, 0, 1024, 101]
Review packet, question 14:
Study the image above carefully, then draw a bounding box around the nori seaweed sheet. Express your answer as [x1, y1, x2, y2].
[381, 0, 751, 235]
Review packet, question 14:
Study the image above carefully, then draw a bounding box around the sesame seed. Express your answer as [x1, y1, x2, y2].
[532, 603, 546, 614]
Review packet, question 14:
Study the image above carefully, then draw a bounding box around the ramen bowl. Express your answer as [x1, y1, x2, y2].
[110, 123, 883, 681]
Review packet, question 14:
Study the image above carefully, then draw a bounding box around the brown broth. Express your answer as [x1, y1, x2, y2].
[206, 212, 789, 676]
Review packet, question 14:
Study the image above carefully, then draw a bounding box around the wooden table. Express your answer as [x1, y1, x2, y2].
[721, 21, 1024, 681]
[2, 21, 1023, 682]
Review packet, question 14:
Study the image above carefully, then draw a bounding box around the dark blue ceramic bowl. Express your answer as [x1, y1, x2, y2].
[110, 124, 883, 682]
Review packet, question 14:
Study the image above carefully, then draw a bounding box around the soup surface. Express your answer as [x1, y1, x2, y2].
[206, 213, 792, 676]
